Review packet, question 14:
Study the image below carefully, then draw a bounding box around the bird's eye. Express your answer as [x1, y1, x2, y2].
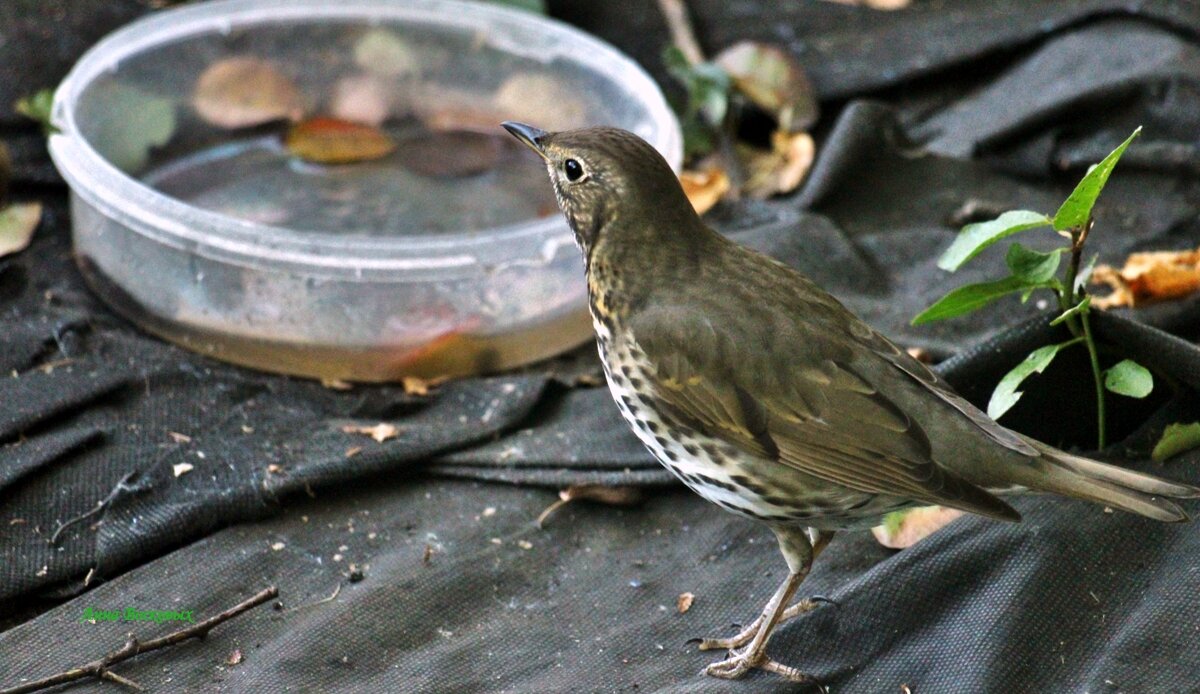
[563, 158, 584, 182]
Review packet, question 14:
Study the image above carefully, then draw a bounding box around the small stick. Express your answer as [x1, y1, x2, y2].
[0, 586, 279, 694]
[656, 0, 705, 65]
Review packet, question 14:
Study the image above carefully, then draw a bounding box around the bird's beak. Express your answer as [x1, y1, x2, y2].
[502, 121, 549, 161]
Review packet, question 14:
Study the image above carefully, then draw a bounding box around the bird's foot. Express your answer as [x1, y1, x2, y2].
[695, 596, 832, 651]
[704, 645, 817, 684]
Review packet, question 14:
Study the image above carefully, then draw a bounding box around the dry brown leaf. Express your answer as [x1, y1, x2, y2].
[285, 117, 396, 165]
[0, 202, 43, 258]
[341, 423, 399, 443]
[1091, 247, 1200, 308]
[714, 42, 819, 132]
[871, 506, 963, 549]
[679, 167, 731, 215]
[740, 131, 815, 199]
[536, 485, 646, 527]
[677, 592, 695, 614]
[193, 57, 304, 129]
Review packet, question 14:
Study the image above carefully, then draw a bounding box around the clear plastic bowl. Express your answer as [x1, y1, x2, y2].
[49, 0, 681, 381]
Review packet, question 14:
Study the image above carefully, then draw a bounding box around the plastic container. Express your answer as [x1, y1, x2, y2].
[49, 0, 681, 381]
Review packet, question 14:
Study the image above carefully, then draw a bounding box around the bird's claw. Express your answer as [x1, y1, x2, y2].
[704, 646, 817, 684]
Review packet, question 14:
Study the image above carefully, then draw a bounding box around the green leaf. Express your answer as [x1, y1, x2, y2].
[663, 46, 731, 159]
[1104, 359, 1153, 398]
[1052, 127, 1141, 233]
[912, 275, 1049, 325]
[988, 341, 1077, 420]
[1049, 296, 1091, 326]
[15, 88, 56, 134]
[1152, 422, 1200, 461]
[937, 210, 1053, 271]
[1005, 243, 1064, 283]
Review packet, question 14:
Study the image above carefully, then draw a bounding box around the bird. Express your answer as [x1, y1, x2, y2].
[501, 121, 1200, 683]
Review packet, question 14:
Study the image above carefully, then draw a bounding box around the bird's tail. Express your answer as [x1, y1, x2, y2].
[1017, 438, 1200, 522]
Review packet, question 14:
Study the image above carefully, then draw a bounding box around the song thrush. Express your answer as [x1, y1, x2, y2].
[502, 121, 1198, 683]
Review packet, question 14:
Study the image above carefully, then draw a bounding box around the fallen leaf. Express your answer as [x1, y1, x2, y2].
[1091, 246, 1200, 308]
[285, 117, 396, 165]
[536, 485, 646, 527]
[714, 42, 819, 132]
[1152, 422, 1200, 461]
[401, 375, 448, 396]
[677, 592, 695, 614]
[15, 88, 55, 134]
[740, 131, 815, 199]
[341, 423, 399, 443]
[168, 431, 192, 444]
[226, 649, 243, 666]
[354, 28, 420, 78]
[679, 167, 731, 215]
[0, 203, 43, 257]
[193, 57, 304, 129]
[172, 462, 194, 478]
[872, 506, 963, 549]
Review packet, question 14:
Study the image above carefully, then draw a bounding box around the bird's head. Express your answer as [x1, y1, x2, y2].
[502, 122, 695, 257]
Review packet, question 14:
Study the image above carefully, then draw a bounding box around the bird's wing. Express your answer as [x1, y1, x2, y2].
[628, 301, 1020, 522]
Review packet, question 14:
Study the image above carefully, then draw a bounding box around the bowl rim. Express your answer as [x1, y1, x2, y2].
[48, 0, 681, 274]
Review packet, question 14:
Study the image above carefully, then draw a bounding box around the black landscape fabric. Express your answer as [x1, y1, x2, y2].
[4, 1, 1200, 691]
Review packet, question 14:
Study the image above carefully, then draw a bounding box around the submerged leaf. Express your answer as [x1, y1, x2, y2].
[988, 341, 1075, 420]
[1053, 127, 1141, 233]
[88, 83, 176, 172]
[0, 202, 43, 257]
[353, 29, 420, 78]
[937, 210, 1053, 272]
[1104, 359, 1153, 398]
[1152, 422, 1200, 461]
[714, 41, 818, 132]
[193, 57, 304, 129]
[285, 117, 396, 164]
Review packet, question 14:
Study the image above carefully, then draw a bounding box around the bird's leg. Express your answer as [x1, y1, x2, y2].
[702, 527, 824, 683]
[696, 529, 834, 653]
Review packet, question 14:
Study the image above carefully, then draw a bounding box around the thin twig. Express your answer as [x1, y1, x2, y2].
[49, 472, 139, 546]
[656, 0, 705, 65]
[0, 586, 278, 694]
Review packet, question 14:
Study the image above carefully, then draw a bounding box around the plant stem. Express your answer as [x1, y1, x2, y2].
[1080, 307, 1106, 450]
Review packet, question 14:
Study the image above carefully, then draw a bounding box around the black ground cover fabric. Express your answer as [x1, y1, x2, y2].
[4, 1, 1200, 692]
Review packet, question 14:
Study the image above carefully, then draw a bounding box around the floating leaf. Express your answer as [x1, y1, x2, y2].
[0, 202, 43, 257]
[913, 275, 1047, 325]
[1005, 243, 1063, 283]
[15, 88, 55, 134]
[193, 57, 303, 129]
[988, 341, 1076, 420]
[740, 130, 815, 199]
[1053, 127, 1140, 233]
[1091, 245, 1200, 308]
[353, 29, 420, 78]
[872, 506, 963, 549]
[937, 210, 1053, 272]
[1104, 359, 1153, 398]
[1152, 422, 1200, 461]
[493, 73, 588, 131]
[285, 117, 396, 165]
[714, 41, 818, 132]
[331, 74, 393, 127]
[1049, 296, 1091, 326]
[679, 166, 730, 215]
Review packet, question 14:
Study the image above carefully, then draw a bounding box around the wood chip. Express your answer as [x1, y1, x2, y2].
[321, 378, 353, 391]
[401, 375, 448, 396]
[341, 423, 399, 443]
[677, 592, 695, 614]
[1091, 246, 1200, 308]
[168, 431, 192, 444]
[172, 462, 194, 478]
